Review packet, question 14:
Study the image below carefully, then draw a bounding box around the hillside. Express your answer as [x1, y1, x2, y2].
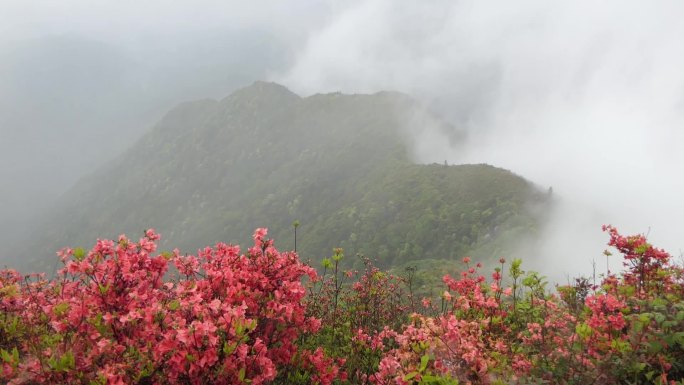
[3, 82, 549, 272]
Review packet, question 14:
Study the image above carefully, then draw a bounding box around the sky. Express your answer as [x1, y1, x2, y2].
[1, 0, 683, 278]
[0, 0, 328, 235]
[276, 0, 684, 278]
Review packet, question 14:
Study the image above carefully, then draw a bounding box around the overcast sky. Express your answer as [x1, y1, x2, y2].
[274, 0, 684, 277]
[1, 0, 683, 277]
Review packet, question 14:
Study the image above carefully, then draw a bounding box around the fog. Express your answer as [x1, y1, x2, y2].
[277, 0, 684, 280]
[2, 1, 683, 279]
[0, 1, 321, 252]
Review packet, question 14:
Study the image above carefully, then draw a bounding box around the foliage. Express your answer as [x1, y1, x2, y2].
[10, 83, 548, 273]
[364, 226, 684, 385]
[0, 228, 337, 385]
[303, 249, 412, 384]
[1, 225, 683, 384]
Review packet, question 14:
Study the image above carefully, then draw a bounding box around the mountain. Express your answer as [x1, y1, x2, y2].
[0, 33, 290, 263]
[3, 82, 550, 272]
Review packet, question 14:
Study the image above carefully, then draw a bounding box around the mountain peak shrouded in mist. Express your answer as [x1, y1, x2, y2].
[0, 0, 682, 283]
[237, 80, 301, 97]
[3, 82, 548, 273]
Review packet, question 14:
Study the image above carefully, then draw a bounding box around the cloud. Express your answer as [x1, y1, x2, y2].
[0, 1, 334, 44]
[0, 1, 335, 257]
[278, 0, 684, 278]
[2, 0, 682, 278]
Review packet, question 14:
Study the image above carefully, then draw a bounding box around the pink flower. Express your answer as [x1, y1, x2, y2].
[145, 228, 161, 241]
[253, 228, 268, 242]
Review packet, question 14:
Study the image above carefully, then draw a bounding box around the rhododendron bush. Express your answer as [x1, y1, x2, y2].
[0, 228, 335, 385]
[1, 226, 683, 385]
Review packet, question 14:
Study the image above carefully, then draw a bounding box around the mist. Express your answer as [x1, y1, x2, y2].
[2, 1, 683, 280]
[277, 0, 684, 280]
[0, 1, 330, 256]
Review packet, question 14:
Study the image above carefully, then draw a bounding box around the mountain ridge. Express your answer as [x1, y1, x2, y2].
[3, 81, 549, 272]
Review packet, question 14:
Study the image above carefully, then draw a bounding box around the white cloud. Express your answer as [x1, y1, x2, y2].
[2, 0, 683, 277]
[278, 0, 684, 277]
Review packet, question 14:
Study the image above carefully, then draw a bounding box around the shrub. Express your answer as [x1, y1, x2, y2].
[0, 225, 682, 385]
[0, 228, 338, 385]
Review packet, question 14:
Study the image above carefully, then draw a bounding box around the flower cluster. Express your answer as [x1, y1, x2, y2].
[0, 225, 682, 385]
[0, 228, 337, 385]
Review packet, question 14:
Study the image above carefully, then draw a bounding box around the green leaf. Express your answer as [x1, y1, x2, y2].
[168, 300, 180, 311]
[0, 349, 12, 363]
[673, 331, 684, 348]
[72, 247, 86, 261]
[420, 354, 429, 372]
[47, 357, 58, 370]
[575, 323, 592, 339]
[223, 342, 237, 355]
[0, 284, 18, 297]
[7, 317, 18, 334]
[53, 302, 70, 316]
[321, 258, 332, 269]
[404, 371, 419, 381]
[610, 339, 631, 353]
[648, 341, 663, 353]
[98, 284, 110, 295]
[61, 351, 75, 370]
[676, 311, 684, 322]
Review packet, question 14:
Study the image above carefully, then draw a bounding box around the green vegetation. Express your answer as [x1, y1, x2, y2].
[2, 226, 681, 384]
[11, 82, 549, 272]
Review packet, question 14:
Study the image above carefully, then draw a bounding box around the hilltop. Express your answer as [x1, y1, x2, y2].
[4, 82, 549, 272]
